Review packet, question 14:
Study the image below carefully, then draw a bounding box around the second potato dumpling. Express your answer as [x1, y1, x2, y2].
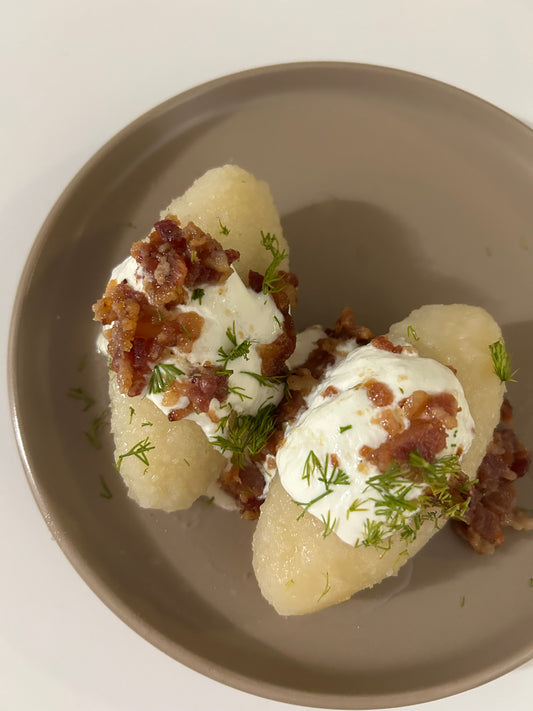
[252, 305, 505, 615]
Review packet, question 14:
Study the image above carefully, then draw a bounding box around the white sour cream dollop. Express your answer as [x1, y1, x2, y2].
[100, 254, 286, 455]
[276, 342, 475, 546]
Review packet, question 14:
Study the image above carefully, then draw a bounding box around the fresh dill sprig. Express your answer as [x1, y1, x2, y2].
[217, 322, 255, 365]
[116, 437, 155, 471]
[228, 385, 252, 402]
[242, 371, 285, 388]
[407, 325, 420, 341]
[293, 490, 333, 520]
[489, 338, 517, 383]
[148, 363, 184, 395]
[317, 572, 331, 602]
[191, 288, 205, 304]
[339, 424, 352, 434]
[260, 231, 287, 294]
[84, 410, 108, 449]
[361, 519, 389, 549]
[355, 451, 469, 548]
[99, 475, 113, 499]
[320, 511, 337, 538]
[218, 219, 230, 235]
[210, 402, 277, 468]
[346, 498, 369, 517]
[300, 450, 350, 490]
[129, 406, 135, 424]
[67, 387, 95, 411]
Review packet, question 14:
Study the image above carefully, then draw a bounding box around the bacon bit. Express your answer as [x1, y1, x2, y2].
[326, 306, 374, 344]
[166, 365, 229, 420]
[256, 272, 298, 378]
[399, 390, 458, 430]
[453, 399, 532, 553]
[93, 278, 206, 396]
[322, 385, 338, 398]
[370, 336, 404, 354]
[219, 461, 266, 519]
[248, 270, 264, 293]
[131, 217, 239, 308]
[365, 379, 394, 407]
[93, 218, 240, 396]
[362, 390, 459, 473]
[162, 378, 189, 407]
[371, 407, 404, 437]
[168, 404, 195, 421]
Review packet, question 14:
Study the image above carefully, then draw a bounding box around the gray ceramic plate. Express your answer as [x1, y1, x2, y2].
[9, 63, 533, 709]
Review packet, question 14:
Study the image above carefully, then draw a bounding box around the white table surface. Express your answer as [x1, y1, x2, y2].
[2, 1, 532, 709]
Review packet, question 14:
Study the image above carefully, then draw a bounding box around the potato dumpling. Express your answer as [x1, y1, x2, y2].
[109, 379, 226, 511]
[252, 304, 505, 615]
[163, 164, 288, 284]
[106, 165, 287, 510]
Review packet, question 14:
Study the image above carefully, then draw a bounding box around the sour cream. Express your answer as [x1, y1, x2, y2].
[276, 342, 475, 547]
[100, 254, 286, 459]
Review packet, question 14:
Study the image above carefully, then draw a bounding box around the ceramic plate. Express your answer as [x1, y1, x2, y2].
[9, 63, 533, 709]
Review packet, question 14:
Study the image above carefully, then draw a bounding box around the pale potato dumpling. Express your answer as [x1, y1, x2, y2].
[252, 305, 506, 615]
[163, 164, 289, 284]
[109, 380, 226, 511]
[389, 304, 505, 480]
[107, 165, 288, 510]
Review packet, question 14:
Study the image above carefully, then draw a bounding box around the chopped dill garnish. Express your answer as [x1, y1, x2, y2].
[293, 490, 333, 519]
[529, 577, 533, 588]
[489, 338, 517, 383]
[352, 451, 470, 548]
[129, 406, 135, 424]
[99, 475, 113, 499]
[260, 231, 287, 294]
[295, 451, 350, 523]
[116, 437, 155, 471]
[77, 354, 88, 373]
[217, 322, 255, 365]
[301, 450, 350, 489]
[157, 309, 163, 322]
[180, 322, 191, 338]
[407, 325, 420, 341]
[67, 387, 95, 412]
[242, 371, 284, 388]
[339, 424, 352, 434]
[320, 511, 337, 538]
[205, 495, 215, 505]
[84, 410, 108, 449]
[184, 458, 190, 467]
[346, 498, 369, 517]
[361, 519, 388, 549]
[228, 385, 252, 402]
[218, 219, 230, 235]
[141, 421, 153, 427]
[191, 288, 205, 304]
[210, 402, 277, 468]
[317, 572, 331, 602]
[285, 579, 295, 589]
[460, 595, 466, 608]
[274, 314, 282, 328]
[148, 363, 184, 395]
